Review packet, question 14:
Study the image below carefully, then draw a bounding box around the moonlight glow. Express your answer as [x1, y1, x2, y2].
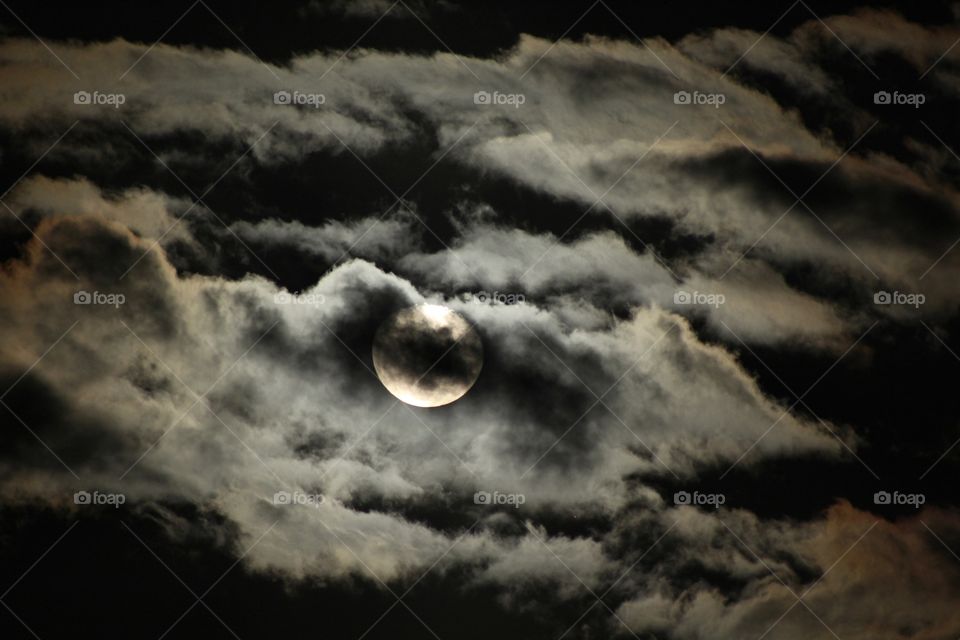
[372, 304, 483, 407]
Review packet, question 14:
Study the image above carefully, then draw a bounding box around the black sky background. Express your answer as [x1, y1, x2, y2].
[2, 1, 960, 638]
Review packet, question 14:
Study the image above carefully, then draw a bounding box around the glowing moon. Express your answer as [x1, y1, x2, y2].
[372, 304, 483, 407]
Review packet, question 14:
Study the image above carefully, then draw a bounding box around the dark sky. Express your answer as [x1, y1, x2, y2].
[2, 1, 960, 639]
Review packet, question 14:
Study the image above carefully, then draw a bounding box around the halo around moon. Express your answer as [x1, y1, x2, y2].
[372, 304, 483, 407]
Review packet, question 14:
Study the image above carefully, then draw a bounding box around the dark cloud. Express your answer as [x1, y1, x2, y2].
[2, 3, 960, 639]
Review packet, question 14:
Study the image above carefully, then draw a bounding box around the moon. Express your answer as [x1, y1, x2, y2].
[372, 304, 483, 407]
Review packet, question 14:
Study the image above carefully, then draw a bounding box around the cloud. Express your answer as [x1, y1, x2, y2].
[396, 219, 855, 350]
[2, 6, 960, 637]
[2, 13, 959, 324]
[233, 214, 420, 265]
[0, 202, 844, 585]
[7, 175, 196, 245]
[617, 503, 960, 640]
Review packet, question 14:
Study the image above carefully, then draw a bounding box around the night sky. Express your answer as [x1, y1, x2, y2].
[2, 1, 960, 638]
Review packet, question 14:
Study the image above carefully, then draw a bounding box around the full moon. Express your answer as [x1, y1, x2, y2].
[372, 304, 483, 407]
